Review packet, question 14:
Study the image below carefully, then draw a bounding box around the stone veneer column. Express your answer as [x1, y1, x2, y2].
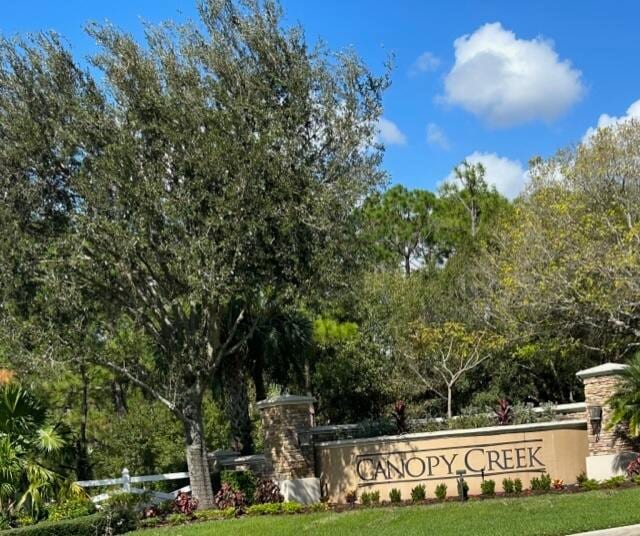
[577, 362, 634, 479]
[257, 394, 320, 503]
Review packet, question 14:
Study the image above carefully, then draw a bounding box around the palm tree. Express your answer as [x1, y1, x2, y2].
[215, 302, 312, 455]
[0, 383, 69, 519]
[608, 354, 640, 438]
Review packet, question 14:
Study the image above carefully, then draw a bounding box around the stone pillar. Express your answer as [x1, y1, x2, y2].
[577, 363, 634, 479]
[257, 394, 320, 504]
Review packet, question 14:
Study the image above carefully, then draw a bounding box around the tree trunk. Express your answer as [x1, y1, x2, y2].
[252, 356, 266, 402]
[447, 384, 453, 420]
[76, 361, 92, 480]
[404, 253, 411, 276]
[222, 352, 253, 455]
[111, 378, 127, 417]
[183, 401, 215, 509]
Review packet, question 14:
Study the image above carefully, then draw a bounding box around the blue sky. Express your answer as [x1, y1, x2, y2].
[4, 0, 640, 197]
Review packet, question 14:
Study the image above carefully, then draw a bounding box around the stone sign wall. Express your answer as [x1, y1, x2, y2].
[314, 421, 588, 502]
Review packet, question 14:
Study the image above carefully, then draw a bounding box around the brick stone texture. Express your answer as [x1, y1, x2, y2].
[260, 402, 315, 480]
[583, 375, 633, 455]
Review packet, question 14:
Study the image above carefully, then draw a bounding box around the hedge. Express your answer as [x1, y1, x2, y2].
[6, 511, 135, 535]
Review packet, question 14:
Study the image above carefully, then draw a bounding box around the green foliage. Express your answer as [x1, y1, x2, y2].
[0, 383, 70, 518]
[221, 471, 257, 503]
[45, 498, 95, 522]
[246, 503, 283, 516]
[601, 476, 626, 489]
[245, 502, 305, 516]
[193, 507, 236, 521]
[308, 502, 329, 513]
[281, 502, 304, 514]
[360, 490, 380, 506]
[313, 318, 358, 346]
[579, 479, 600, 491]
[530, 474, 552, 492]
[362, 185, 439, 274]
[410, 484, 426, 502]
[480, 479, 495, 496]
[6, 511, 134, 535]
[502, 478, 514, 494]
[608, 354, 640, 438]
[513, 479, 523, 494]
[389, 489, 402, 504]
[166, 513, 189, 525]
[313, 336, 395, 423]
[435, 483, 447, 502]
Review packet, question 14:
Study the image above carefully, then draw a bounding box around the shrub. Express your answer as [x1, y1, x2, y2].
[7, 512, 134, 535]
[194, 507, 236, 521]
[389, 488, 401, 503]
[410, 484, 426, 502]
[602, 476, 626, 489]
[435, 483, 447, 502]
[552, 479, 564, 490]
[138, 517, 163, 529]
[360, 490, 380, 506]
[576, 472, 588, 485]
[502, 478, 514, 494]
[213, 483, 247, 510]
[174, 491, 198, 516]
[531, 473, 551, 492]
[513, 478, 523, 494]
[253, 478, 284, 504]
[166, 513, 188, 525]
[104, 491, 149, 513]
[221, 470, 257, 502]
[345, 489, 358, 505]
[282, 502, 304, 514]
[480, 479, 495, 496]
[580, 478, 600, 491]
[46, 497, 96, 522]
[246, 503, 282, 516]
[308, 502, 329, 513]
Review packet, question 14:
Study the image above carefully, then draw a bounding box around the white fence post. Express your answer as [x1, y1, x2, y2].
[122, 468, 131, 493]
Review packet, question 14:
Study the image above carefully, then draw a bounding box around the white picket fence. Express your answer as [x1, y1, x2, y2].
[76, 469, 191, 506]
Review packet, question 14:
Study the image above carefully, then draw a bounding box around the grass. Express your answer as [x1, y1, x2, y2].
[131, 487, 640, 536]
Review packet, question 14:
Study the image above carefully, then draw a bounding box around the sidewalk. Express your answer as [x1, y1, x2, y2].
[571, 525, 640, 535]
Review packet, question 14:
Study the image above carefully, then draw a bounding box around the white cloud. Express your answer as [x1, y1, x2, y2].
[375, 117, 407, 146]
[410, 51, 441, 75]
[582, 99, 640, 143]
[442, 151, 528, 200]
[443, 22, 584, 127]
[426, 122, 450, 150]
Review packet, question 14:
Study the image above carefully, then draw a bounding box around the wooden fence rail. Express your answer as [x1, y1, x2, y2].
[76, 469, 191, 505]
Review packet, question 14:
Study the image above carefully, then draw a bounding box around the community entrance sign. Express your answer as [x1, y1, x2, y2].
[356, 440, 545, 487]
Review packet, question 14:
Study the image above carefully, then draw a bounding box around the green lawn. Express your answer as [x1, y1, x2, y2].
[132, 487, 640, 536]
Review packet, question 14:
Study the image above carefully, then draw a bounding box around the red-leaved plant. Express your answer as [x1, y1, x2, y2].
[213, 483, 247, 510]
[393, 400, 408, 434]
[174, 491, 198, 516]
[494, 399, 513, 425]
[253, 478, 284, 504]
[626, 454, 640, 477]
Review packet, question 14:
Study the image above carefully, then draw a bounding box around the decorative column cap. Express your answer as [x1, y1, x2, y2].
[256, 394, 315, 410]
[576, 362, 628, 380]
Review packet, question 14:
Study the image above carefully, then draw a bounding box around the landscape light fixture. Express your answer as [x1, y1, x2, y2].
[588, 405, 603, 440]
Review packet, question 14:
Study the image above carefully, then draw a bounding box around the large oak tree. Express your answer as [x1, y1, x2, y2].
[1, 0, 388, 506]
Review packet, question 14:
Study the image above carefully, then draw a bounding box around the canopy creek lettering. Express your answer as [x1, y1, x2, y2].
[355, 439, 545, 486]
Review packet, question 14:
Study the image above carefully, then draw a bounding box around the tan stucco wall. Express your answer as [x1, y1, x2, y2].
[315, 421, 588, 503]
